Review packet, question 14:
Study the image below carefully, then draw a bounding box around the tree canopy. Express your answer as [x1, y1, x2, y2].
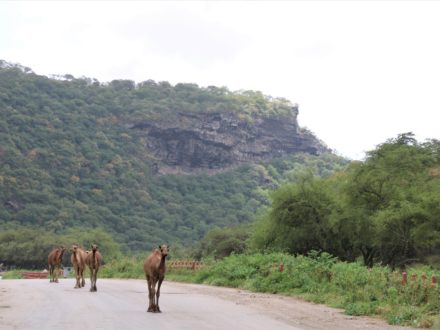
[250, 133, 440, 268]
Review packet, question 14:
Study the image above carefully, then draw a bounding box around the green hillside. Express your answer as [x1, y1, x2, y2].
[0, 63, 347, 261]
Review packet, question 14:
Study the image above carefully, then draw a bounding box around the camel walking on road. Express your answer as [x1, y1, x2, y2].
[70, 244, 87, 288]
[143, 245, 169, 312]
[85, 244, 102, 292]
[48, 246, 66, 283]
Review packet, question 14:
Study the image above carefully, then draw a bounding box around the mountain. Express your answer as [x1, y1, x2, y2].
[0, 61, 347, 252]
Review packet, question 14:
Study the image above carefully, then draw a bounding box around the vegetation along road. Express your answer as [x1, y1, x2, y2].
[0, 279, 412, 330]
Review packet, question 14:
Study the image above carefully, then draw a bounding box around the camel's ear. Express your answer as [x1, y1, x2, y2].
[158, 245, 161, 249]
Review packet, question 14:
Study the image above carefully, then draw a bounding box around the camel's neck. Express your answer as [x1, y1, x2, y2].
[73, 251, 79, 263]
[159, 255, 167, 269]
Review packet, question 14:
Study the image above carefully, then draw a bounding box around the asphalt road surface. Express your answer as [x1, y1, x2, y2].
[0, 279, 412, 330]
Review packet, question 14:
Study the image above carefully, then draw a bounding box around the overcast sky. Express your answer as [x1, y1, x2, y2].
[1, 1, 439, 160]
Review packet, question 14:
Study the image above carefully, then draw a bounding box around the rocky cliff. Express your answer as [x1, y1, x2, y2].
[130, 105, 329, 174]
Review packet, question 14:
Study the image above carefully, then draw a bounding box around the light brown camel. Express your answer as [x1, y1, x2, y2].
[70, 244, 87, 288]
[48, 245, 66, 283]
[85, 244, 102, 292]
[143, 244, 169, 313]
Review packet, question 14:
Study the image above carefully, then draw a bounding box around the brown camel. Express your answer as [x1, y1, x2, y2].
[70, 244, 87, 288]
[48, 245, 66, 283]
[85, 244, 102, 292]
[143, 244, 169, 313]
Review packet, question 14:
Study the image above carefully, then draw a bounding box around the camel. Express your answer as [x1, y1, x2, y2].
[48, 245, 66, 283]
[85, 244, 102, 292]
[70, 244, 87, 288]
[143, 244, 169, 313]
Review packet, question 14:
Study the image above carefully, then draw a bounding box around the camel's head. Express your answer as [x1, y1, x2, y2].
[71, 244, 79, 253]
[91, 244, 98, 252]
[59, 245, 66, 254]
[158, 244, 169, 257]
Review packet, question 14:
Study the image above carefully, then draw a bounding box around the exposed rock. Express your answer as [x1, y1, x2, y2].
[130, 105, 329, 174]
[4, 200, 20, 210]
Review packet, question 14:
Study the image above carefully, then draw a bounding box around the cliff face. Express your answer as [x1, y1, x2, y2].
[131, 105, 329, 174]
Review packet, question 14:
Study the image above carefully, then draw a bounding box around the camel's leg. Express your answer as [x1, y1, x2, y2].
[156, 277, 164, 313]
[54, 264, 59, 283]
[92, 269, 96, 291]
[89, 268, 94, 291]
[94, 268, 99, 291]
[149, 282, 156, 312]
[49, 264, 53, 282]
[146, 276, 151, 311]
[81, 268, 85, 287]
[151, 280, 158, 312]
[74, 266, 80, 288]
[146, 277, 155, 312]
[90, 268, 97, 292]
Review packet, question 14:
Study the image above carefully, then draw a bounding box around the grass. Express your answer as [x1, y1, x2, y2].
[1, 269, 27, 279]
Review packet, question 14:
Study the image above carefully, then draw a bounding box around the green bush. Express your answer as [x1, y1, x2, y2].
[100, 257, 143, 279]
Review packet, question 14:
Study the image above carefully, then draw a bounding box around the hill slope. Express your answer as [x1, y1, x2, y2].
[0, 61, 347, 252]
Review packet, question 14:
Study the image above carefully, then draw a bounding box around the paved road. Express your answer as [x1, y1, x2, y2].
[0, 279, 412, 330]
[0, 279, 299, 330]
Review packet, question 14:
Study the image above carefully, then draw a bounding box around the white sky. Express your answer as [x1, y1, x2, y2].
[1, 1, 439, 160]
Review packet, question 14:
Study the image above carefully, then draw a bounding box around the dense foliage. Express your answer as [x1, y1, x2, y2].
[250, 133, 440, 268]
[0, 63, 347, 265]
[192, 224, 252, 260]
